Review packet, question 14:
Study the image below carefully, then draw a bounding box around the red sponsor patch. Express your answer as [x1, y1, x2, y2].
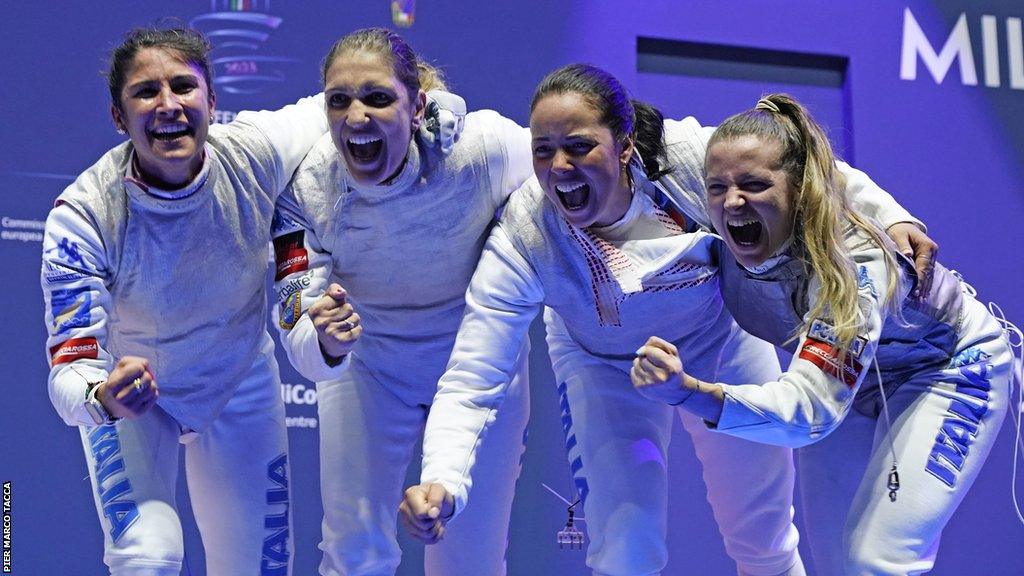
[798, 337, 862, 388]
[273, 230, 309, 281]
[49, 336, 99, 365]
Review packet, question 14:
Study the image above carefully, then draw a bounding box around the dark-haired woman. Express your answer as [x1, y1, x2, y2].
[40, 27, 328, 575]
[270, 28, 531, 576]
[39, 26, 461, 575]
[400, 65, 934, 576]
[632, 94, 1011, 574]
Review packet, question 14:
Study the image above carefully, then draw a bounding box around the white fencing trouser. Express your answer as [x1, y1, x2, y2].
[316, 352, 530, 576]
[552, 332, 803, 576]
[798, 299, 1011, 576]
[80, 354, 292, 576]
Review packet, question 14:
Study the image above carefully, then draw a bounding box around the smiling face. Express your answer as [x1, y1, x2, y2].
[529, 92, 634, 229]
[111, 47, 214, 189]
[705, 135, 797, 267]
[323, 49, 426, 186]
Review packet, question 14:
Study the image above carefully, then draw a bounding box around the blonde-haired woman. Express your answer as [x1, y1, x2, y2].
[632, 94, 1012, 574]
[271, 27, 531, 576]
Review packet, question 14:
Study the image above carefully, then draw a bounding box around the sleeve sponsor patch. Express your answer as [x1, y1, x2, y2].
[807, 318, 866, 358]
[43, 261, 89, 285]
[857, 265, 878, 299]
[51, 286, 92, 335]
[50, 336, 99, 365]
[279, 291, 301, 330]
[273, 230, 309, 281]
[54, 237, 86, 267]
[798, 337, 862, 388]
[271, 211, 302, 237]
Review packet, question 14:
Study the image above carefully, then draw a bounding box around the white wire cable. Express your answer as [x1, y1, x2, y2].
[987, 301, 1024, 526]
[541, 482, 586, 522]
[873, 358, 901, 501]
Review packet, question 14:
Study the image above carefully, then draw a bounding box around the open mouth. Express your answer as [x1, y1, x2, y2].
[346, 134, 383, 163]
[150, 123, 193, 141]
[555, 182, 589, 211]
[727, 218, 762, 246]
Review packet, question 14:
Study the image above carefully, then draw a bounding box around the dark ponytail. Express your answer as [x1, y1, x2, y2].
[631, 100, 669, 180]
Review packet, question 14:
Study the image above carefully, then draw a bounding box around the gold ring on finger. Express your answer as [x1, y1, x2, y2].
[132, 377, 143, 392]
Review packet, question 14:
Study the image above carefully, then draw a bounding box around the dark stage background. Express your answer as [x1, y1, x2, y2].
[2, 1, 1023, 574]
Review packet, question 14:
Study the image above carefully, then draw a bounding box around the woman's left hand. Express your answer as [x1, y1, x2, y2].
[421, 90, 466, 154]
[885, 222, 938, 297]
[631, 336, 694, 405]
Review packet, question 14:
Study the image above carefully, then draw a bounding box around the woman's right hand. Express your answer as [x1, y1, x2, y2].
[631, 336, 692, 405]
[309, 283, 362, 362]
[97, 356, 158, 419]
[399, 482, 455, 544]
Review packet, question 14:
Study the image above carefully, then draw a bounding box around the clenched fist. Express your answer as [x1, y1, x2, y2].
[399, 483, 455, 544]
[631, 336, 691, 405]
[632, 336, 726, 422]
[97, 356, 159, 419]
[308, 283, 361, 362]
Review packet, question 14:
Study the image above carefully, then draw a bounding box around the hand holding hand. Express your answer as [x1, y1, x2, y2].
[308, 283, 361, 362]
[97, 356, 158, 419]
[886, 222, 938, 298]
[399, 483, 455, 544]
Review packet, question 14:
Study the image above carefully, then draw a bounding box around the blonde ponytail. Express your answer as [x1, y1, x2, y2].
[711, 94, 900, 362]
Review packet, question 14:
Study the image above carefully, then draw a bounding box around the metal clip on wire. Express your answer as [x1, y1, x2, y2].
[557, 499, 585, 550]
[888, 464, 901, 502]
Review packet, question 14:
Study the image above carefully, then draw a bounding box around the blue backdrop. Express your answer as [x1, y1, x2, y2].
[2, 1, 1022, 574]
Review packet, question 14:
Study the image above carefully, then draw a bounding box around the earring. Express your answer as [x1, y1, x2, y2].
[116, 127, 126, 135]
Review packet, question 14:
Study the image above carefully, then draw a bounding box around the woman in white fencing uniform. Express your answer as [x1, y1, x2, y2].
[41, 27, 328, 576]
[270, 28, 532, 576]
[401, 64, 930, 576]
[632, 94, 1012, 575]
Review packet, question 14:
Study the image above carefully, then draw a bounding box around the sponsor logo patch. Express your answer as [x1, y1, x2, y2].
[43, 261, 88, 285]
[50, 337, 99, 365]
[798, 337, 862, 388]
[857, 266, 878, 299]
[279, 291, 301, 330]
[270, 211, 302, 237]
[807, 318, 866, 358]
[948, 346, 991, 369]
[56, 237, 86, 267]
[273, 230, 308, 281]
[51, 286, 91, 334]
[276, 271, 312, 304]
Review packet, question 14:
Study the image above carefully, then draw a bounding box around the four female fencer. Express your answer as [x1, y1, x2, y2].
[44, 21, 1002, 576]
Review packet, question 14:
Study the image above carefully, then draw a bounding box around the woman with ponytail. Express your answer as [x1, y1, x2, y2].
[401, 65, 929, 575]
[633, 94, 1012, 574]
